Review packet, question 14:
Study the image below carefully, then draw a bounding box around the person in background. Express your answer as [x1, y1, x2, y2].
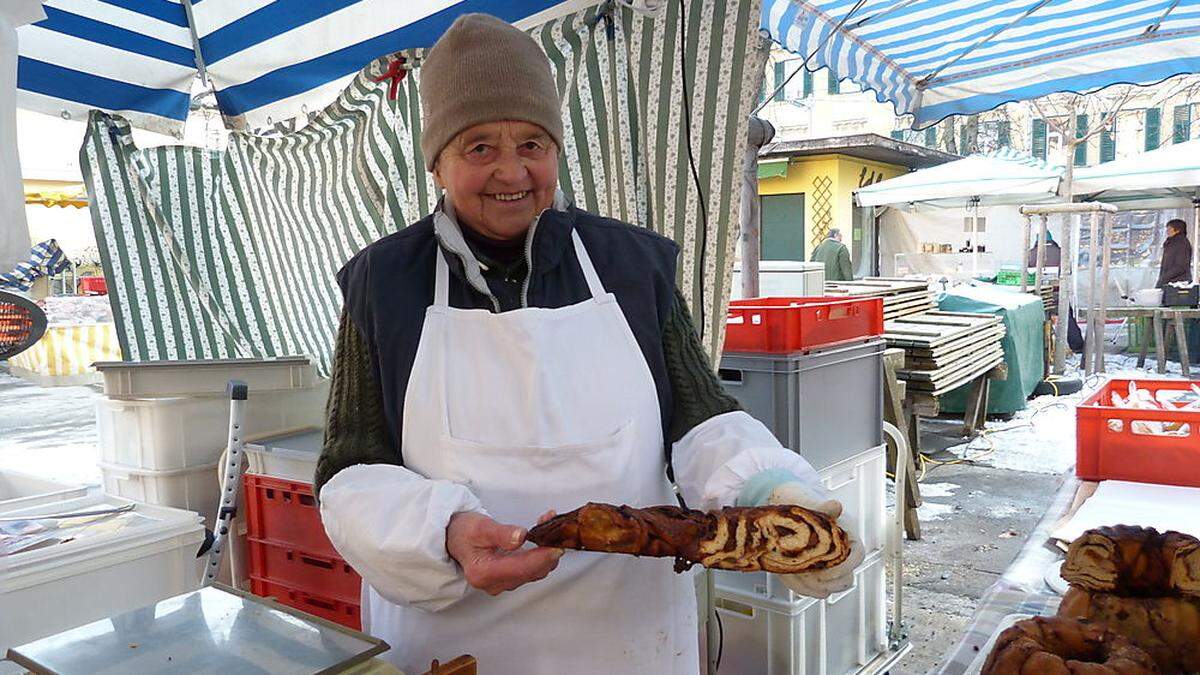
[1157, 218, 1193, 288]
[811, 227, 853, 281]
[1026, 229, 1061, 269]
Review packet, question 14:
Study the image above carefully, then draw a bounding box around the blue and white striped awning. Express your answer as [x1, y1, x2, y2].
[763, 0, 1200, 128]
[16, 0, 584, 135]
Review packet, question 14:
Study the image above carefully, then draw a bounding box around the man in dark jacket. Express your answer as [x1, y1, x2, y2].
[1157, 219, 1193, 288]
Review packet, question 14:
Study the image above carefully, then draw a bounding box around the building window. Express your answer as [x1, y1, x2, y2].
[1074, 114, 1088, 166]
[1032, 119, 1047, 159]
[760, 193, 807, 261]
[803, 70, 813, 97]
[1173, 104, 1192, 143]
[1145, 108, 1161, 150]
[980, 120, 1011, 151]
[827, 70, 840, 95]
[959, 124, 974, 154]
[1100, 113, 1115, 163]
[924, 127, 937, 147]
[890, 130, 904, 140]
[773, 61, 786, 102]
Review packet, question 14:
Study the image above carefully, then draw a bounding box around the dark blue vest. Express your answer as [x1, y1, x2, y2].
[337, 207, 679, 463]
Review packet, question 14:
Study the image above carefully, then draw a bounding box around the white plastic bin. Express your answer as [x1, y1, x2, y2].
[95, 387, 327, 472]
[0, 470, 88, 514]
[245, 428, 322, 482]
[714, 551, 886, 675]
[712, 444, 885, 604]
[0, 496, 204, 652]
[98, 461, 219, 527]
[94, 357, 317, 399]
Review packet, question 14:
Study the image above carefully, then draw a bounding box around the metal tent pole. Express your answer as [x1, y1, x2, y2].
[740, 117, 775, 300]
[1035, 214, 1049, 295]
[1021, 213, 1032, 293]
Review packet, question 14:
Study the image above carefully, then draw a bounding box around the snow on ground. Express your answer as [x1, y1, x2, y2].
[938, 353, 1192, 475]
[0, 365, 102, 486]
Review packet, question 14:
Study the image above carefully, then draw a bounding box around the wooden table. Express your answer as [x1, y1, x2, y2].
[1081, 306, 1198, 377]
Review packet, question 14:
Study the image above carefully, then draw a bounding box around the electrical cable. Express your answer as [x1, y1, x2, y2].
[714, 607, 724, 672]
[677, 0, 708, 336]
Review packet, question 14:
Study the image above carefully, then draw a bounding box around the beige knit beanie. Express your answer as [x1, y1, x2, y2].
[419, 13, 564, 170]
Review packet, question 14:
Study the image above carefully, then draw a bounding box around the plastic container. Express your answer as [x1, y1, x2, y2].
[0, 470, 88, 514]
[714, 551, 886, 675]
[0, 495, 204, 652]
[1162, 284, 1199, 308]
[714, 444, 886, 607]
[250, 577, 360, 630]
[78, 276, 107, 295]
[245, 429, 322, 482]
[243, 474, 337, 558]
[247, 538, 360, 604]
[719, 340, 885, 471]
[98, 461, 219, 524]
[724, 296, 884, 354]
[94, 357, 318, 400]
[1077, 379, 1200, 487]
[95, 387, 326, 472]
[1132, 288, 1163, 307]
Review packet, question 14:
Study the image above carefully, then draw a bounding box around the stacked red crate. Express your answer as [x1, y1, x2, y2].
[243, 473, 362, 629]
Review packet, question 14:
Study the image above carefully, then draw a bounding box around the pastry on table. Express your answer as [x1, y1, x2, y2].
[981, 615, 1159, 674]
[1061, 525, 1200, 598]
[1060, 587, 1200, 674]
[526, 502, 851, 574]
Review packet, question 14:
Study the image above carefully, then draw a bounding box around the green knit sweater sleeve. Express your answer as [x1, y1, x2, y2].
[314, 308, 399, 497]
[664, 287, 742, 445]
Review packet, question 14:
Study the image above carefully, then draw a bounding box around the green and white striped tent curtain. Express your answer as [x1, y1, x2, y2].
[81, 1, 767, 375]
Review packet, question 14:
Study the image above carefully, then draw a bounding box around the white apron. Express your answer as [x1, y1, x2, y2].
[364, 230, 698, 674]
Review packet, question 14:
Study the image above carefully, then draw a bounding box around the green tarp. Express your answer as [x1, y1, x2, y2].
[80, 2, 768, 375]
[938, 285, 1045, 415]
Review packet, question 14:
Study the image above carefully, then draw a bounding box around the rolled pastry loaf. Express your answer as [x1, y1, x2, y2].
[527, 502, 851, 574]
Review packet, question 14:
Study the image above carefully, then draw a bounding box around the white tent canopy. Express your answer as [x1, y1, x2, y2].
[1073, 138, 1200, 199]
[855, 149, 1063, 208]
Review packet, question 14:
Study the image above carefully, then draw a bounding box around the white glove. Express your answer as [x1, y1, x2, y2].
[768, 481, 865, 600]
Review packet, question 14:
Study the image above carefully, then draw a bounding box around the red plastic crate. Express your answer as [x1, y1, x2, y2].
[250, 577, 360, 630]
[724, 296, 884, 354]
[78, 276, 107, 295]
[1077, 378, 1200, 487]
[248, 537, 361, 603]
[243, 473, 338, 557]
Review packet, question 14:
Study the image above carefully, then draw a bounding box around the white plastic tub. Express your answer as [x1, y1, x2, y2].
[98, 461, 220, 526]
[0, 470, 88, 514]
[711, 444, 885, 604]
[95, 387, 327, 472]
[94, 357, 317, 399]
[245, 428, 322, 482]
[714, 552, 887, 675]
[0, 496, 204, 652]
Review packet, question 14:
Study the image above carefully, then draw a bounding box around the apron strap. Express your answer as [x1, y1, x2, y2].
[434, 247, 450, 307]
[571, 230, 607, 299]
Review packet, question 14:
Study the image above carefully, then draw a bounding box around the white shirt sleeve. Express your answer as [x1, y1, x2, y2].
[670, 410, 824, 511]
[319, 463, 485, 612]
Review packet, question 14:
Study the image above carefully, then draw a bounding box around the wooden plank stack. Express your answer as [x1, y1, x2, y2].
[883, 311, 1006, 396]
[824, 277, 936, 320]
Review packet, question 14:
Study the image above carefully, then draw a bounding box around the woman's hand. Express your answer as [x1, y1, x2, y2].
[446, 510, 563, 596]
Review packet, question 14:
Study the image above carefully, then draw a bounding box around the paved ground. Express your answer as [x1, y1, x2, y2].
[893, 459, 1062, 673]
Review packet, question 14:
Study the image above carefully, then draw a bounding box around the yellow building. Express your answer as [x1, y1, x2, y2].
[757, 134, 955, 273]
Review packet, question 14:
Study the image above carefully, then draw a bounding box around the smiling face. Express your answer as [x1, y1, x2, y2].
[432, 120, 559, 241]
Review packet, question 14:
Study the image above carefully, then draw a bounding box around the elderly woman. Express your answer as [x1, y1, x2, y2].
[316, 13, 861, 674]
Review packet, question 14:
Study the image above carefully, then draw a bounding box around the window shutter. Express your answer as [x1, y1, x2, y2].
[1074, 113, 1088, 166]
[1174, 104, 1192, 143]
[1145, 108, 1161, 150]
[827, 70, 840, 95]
[803, 70, 813, 97]
[890, 130, 903, 140]
[998, 121, 1011, 148]
[773, 61, 786, 101]
[960, 125, 972, 154]
[925, 127, 937, 147]
[1100, 113, 1115, 163]
[1032, 119, 1047, 159]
